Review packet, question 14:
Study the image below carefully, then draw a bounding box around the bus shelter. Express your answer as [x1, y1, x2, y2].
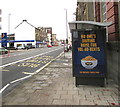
[68, 21, 112, 87]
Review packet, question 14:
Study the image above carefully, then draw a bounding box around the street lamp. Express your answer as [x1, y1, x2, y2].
[64, 9, 69, 51]
[8, 14, 11, 34]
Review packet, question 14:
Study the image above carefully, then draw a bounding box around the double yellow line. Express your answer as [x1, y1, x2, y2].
[23, 51, 64, 75]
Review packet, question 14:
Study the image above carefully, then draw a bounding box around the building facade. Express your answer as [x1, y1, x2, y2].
[14, 20, 36, 48]
[52, 34, 58, 45]
[44, 27, 52, 45]
[14, 20, 52, 48]
[94, 1, 119, 41]
[7, 34, 15, 48]
[1, 19, 53, 48]
[76, 0, 120, 85]
[35, 27, 47, 47]
[76, 0, 94, 21]
[76, 0, 119, 41]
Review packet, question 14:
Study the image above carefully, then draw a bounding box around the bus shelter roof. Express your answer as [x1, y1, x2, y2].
[68, 21, 112, 27]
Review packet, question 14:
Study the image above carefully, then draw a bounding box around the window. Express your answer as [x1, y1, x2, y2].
[101, 2, 107, 22]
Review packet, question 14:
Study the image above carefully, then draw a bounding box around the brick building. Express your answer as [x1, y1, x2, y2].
[94, 1, 120, 85]
[76, 0, 120, 85]
[76, 0, 119, 41]
[76, 1, 94, 21]
[94, 1, 119, 41]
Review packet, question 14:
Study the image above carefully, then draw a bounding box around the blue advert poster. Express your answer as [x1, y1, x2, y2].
[1, 33, 7, 48]
[72, 29, 106, 77]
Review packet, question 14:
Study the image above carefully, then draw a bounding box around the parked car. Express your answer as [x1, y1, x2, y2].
[16, 45, 27, 50]
[24, 45, 30, 49]
[0, 47, 8, 55]
[31, 45, 35, 48]
[47, 45, 52, 47]
[25, 45, 35, 49]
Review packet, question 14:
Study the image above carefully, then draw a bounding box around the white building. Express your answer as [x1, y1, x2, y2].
[45, 27, 52, 46]
[14, 20, 36, 48]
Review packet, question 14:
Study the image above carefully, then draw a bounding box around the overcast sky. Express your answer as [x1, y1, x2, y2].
[0, 0, 77, 40]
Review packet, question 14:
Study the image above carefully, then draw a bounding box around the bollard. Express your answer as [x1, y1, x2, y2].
[8, 50, 10, 57]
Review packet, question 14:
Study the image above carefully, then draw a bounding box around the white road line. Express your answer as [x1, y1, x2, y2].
[10, 75, 32, 84]
[22, 72, 34, 75]
[0, 47, 63, 68]
[0, 84, 10, 94]
[2, 69, 9, 72]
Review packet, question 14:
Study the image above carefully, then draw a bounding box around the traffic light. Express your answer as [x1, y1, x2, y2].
[66, 39, 68, 44]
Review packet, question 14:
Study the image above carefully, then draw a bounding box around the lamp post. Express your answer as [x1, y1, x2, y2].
[8, 14, 11, 34]
[64, 9, 68, 51]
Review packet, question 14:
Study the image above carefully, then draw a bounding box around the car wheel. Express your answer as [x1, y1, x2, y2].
[5, 51, 8, 54]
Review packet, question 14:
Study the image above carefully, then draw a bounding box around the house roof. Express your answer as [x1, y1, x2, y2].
[15, 20, 36, 29]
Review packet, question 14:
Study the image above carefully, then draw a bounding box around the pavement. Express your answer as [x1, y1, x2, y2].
[2, 51, 119, 106]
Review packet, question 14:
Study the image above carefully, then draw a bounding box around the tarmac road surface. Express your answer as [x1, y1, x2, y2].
[0, 46, 63, 95]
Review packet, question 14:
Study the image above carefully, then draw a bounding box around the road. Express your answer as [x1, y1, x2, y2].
[0, 46, 64, 94]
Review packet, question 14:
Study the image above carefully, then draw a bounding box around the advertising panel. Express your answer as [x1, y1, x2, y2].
[1, 33, 7, 48]
[72, 29, 106, 77]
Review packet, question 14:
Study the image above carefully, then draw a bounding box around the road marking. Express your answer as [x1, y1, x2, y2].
[17, 63, 40, 68]
[11, 52, 64, 83]
[63, 63, 69, 65]
[22, 52, 64, 75]
[0, 84, 10, 94]
[0, 47, 63, 68]
[0, 51, 64, 94]
[2, 69, 10, 72]
[22, 72, 34, 75]
[10, 75, 32, 84]
[33, 51, 64, 75]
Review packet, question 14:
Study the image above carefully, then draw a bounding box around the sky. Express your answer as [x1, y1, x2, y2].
[0, 0, 77, 40]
